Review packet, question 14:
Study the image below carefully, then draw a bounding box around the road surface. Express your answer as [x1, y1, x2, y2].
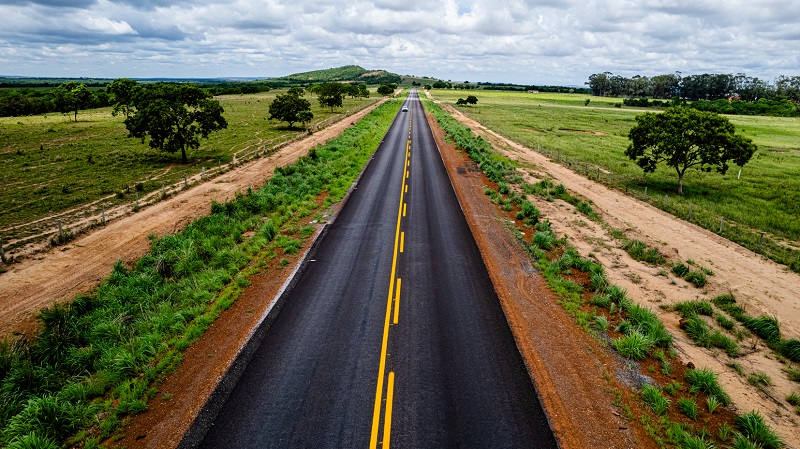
[197, 90, 557, 448]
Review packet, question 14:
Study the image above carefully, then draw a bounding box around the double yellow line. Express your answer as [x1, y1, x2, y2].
[369, 111, 413, 449]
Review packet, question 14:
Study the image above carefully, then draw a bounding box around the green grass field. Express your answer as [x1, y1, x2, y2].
[0, 90, 378, 236]
[431, 89, 800, 267]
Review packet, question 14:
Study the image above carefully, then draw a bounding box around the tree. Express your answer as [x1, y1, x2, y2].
[465, 95, 478, 105]
[108, 78, 140, 118]
[456, 98, 467, 106]
[626, 106, 757, 194]
[297, 110, 314, 129]
[357, 83, 370, 98]
[377, 83, 394, 96]
[287, 86, 305, 97]
[424, 84, 432, 90]
[53, 82, 95, 122]
[125, 83, 227, 163]
[269, 91, 312, 129]
[317, 82, 346, 112]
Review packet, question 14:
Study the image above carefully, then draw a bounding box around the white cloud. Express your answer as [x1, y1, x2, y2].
[0, 0, 797, 84]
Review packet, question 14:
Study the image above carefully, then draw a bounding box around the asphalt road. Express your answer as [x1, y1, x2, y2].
[198, 90, 557, 448]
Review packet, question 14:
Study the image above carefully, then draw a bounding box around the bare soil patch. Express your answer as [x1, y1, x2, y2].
[438, 102, 800, 448]
[0, 101, 386, 341]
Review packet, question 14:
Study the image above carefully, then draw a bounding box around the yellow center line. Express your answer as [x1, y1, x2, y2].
[383, 372, 396, 448]
[369, 120, 411, 449]
[393, 278, 402, 325]
[403, 203, 407, 217]
[400, 232, 405, 253]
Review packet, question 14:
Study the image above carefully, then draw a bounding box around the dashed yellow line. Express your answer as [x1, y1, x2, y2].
[369, 110, 412, 449]
[393, 278, 402, 325]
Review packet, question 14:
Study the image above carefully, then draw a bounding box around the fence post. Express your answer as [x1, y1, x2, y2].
[202, 167, 205, 179]
[625, 185, 628, 194]
[218, 160, 221, 172]
[135, 191, 139, 209]
[184, 176, 188, 188]
[737, 169, 741, 180]
[760, 232, 765, 252]
[644, 186, 648, 199]
[161, 181, 165, 197]
[102, 204, 106, 225]
[719, 217, 725, 233]
[0, 238, 6, 264]
[58, 219, 64, 242]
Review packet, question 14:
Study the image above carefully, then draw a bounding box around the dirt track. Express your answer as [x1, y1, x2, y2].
[437, 100, 800, 447]
[0, 101, 386, 339]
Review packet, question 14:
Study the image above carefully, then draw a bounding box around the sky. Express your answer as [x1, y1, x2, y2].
[0, 0, 798, 85]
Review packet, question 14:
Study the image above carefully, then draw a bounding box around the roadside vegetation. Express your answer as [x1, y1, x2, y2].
[433, 89, 800, 272]
[423, 98, 786, 449]
[0, 89, 378, 250]
[0, 99, 400, 448]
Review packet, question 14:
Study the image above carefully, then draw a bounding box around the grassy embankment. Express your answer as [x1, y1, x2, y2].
[0, 90, 378, 247]
[431, 89, 800, 271]
[423, 98, 787, 449]
[0, 98, 401, 449]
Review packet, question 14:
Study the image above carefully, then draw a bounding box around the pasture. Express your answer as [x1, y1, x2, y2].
[0, 90, 377, 237]
[432, 89, 800, 266]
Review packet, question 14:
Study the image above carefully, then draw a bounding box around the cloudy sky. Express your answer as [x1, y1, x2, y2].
[0, 0, 797, 85]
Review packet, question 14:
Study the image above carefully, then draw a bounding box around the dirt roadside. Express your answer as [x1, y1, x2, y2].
[0, 100, 386, 341]
[435, 99, 800, 447]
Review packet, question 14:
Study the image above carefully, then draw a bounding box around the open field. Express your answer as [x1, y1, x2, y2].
[431, 90, 800, 269]
[0, 90, 378, 248]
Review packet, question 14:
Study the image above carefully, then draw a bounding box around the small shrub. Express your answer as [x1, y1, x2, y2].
[735, 411, 783, 449]
[674, 301, 713, 317]
[747, 372, 771, 389]
[780, 338, 800, 362]
[786, 391, 800, 406]
[785, 366, 800, 382]
[685, 368, 731, 405]
[743, 315, 781, 343]
[676, 397, 699, 420]
[672, 262, 690, 277]
[663, 381, 681, 396]
[533, 231, 555, 251]
[591, 315, 609, 332]
[706, 395, 720, 413]
[612, 330, 654, 361]
[590, 293, 611, 308]
[685, 270, 707, 288]
[718, 422, 732, 441]
[622, 239, 666, 265]
[715, 313, 736, 331]
[640, 384, 670, 415]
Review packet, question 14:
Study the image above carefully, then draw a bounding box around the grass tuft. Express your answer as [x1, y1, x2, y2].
[735, 411, 783, 449]
[685, 368, 731, 405]
[612, 330, 654, 361]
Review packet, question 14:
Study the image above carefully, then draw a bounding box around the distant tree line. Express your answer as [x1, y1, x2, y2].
[587, 72, 800, 102]
[0, 80, 270, 118]
[425, 80, 591, 94]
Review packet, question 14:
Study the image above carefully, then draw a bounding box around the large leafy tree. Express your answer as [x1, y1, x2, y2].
[125, 83, 227, 163]
[269, 91, 312, 129]
[626, 106, 757, 194]
[108, 78, 140, 118]
[317, 82, 346, 112]
[53, 82, 95, 122]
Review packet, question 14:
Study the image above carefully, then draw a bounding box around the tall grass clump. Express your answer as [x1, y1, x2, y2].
[743, 315, 781, 343]
[734, 412, 783, 449]
[640, 384, 670, 415]
[0, 99, 402, 447]
[622, 239, 666, 265]
[685, 368, 731, 405]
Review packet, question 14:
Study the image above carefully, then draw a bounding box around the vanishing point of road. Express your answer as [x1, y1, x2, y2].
[197, 90, 558, 448]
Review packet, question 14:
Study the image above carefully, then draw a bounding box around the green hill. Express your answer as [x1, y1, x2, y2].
[278, 65, 401, 84]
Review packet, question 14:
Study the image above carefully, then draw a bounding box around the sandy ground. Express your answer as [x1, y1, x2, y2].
[435, 100, 800, 447]
[0, 100, 387, 340]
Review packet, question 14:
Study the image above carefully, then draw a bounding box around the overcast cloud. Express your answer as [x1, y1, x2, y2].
[0, 0, 797, 85]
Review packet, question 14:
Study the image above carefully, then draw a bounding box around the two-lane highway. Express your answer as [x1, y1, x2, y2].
[198, 90, 557, 448]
